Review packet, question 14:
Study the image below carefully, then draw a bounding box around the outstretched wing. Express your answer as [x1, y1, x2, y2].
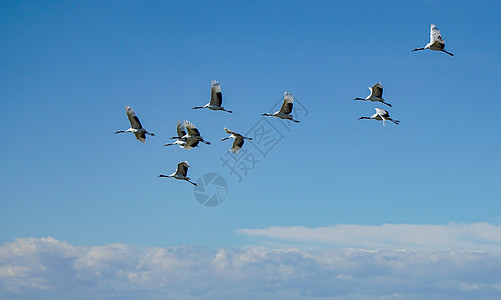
[209, 80, 222, 106]
[175, 161, 189, 176]
[371, 83, 383, 98]
[183, 140, 199, 150]
[231, 137, 245, 154]
[375, 108, 389, 118]
[279, 91, 294, 115]
[176, 121, 187, 138]
[430, 24, 445, 44]
[224, 127, 238, 136]
[183, 120, 201, 137]
[126, 106, 142, 129]
[134, 131, 146, 143]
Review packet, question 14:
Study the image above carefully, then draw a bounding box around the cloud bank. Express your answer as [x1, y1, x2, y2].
[238, 222, 501, 251]
[1, 233, 501, 299]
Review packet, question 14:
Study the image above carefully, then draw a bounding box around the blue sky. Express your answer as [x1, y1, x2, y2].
[1, 1, 501, 298]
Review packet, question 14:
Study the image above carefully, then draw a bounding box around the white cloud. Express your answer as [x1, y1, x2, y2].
[237, 222, 501, 251]
[1, 235, 501, 299]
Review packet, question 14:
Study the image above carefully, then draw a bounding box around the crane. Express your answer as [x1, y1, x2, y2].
[354, 82, 392, 107]
[114, 106, 155, 143]
[412, 24, 454, 56]
[158, 161, 197, 186]
[261, 91, 300, 123]
[358, 108, 400, 126]
[221, 127, 253, 154]
[192, 80, 233, 113]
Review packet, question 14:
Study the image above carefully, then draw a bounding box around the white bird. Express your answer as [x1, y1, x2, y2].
[164, 121, 200, 149]
[192, 80, 232, 113]
[114, 105, 155, 142]
[412, 24, 454, 56]
[158, 161, 197, 186]
[261, 91, 300, 123]
[358, 108, 400, 126]
[221, 127, 253, 154]
[354, 82, 392, 107]
[172, 120, 211, 146]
